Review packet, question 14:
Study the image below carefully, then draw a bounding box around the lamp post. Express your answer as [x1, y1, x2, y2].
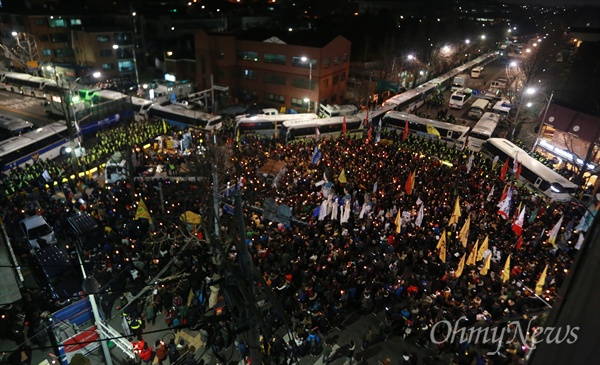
[164, 50, 173, 73]
[301, 56, 313, 112]
[531, 89, 554, 151]
[66, 72, 101, 175]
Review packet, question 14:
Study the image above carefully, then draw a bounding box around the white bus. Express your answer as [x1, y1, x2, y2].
[281, 115, 363, 142]
[0, 114, 35, 139]
[236, 113, 319, 138]
[467, 98, 491, 120]
[131, 97, 155, 121]
[471, 67, 484, 79]
[381, 111, 470, 150]
[318, 104, 358, 118]
[2, 72, 53, 98]
[147, 103, 222, 131]
[492, 100, 512, 121]
[467, 112, 500, 152]
[482, 138, 578, 202]
[0, 122, 81, 171]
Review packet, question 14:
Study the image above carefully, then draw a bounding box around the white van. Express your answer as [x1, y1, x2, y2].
[468, 98, 490, 120]
[449, 89, 472, 109]
[492, 100, 513, 120]
[471, 67, 484, 79]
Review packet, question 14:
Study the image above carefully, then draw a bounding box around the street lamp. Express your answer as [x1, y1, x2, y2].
[67, 72, 101, 175]
[301, 56, 313, 112]
[164, 50, 173, 73]
[528, 88, 554, 151]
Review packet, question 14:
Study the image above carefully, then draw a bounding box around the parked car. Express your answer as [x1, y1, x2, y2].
[19, 215, 56, 250]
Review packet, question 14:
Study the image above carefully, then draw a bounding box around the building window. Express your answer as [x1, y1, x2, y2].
[54, 48, 74, 58]
[264, 73, 286, 85]
[70, 18, 82, 26]
[102, 63, 115, 70]
[114, 32, 133, 45]
[292, 56, 316, 69]
[97, 35, 110, 43]
[332, 75, 339, 85]
[218, 50, 225, 60]
[118, 60, 135, 72]
[342, 53, 348, 63]
[237, 51, 258, 61]
[240, 88, 257, 102]
[42, 49, 52, 56]
[50, 34, 69, 43]
[340, 73, 346, 81]
[264, 53, 286, 65]
[291, 97, 306, 109]
[38, 35, 49, 42]
[323, 58, 330, 69]
[48, 18, 67, 28]
[334, 56, 340, 66]
[238, 69, 258, 80]
[265, 93, 284, 104]
[292, 77, 315, 90]
[100, 49, 113, 58]
[35, 18, 46, 26]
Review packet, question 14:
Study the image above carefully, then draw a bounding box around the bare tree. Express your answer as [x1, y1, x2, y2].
[0, 32, 40, 73]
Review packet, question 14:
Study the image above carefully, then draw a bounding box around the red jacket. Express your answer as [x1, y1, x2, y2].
[140, 346, 153, 361]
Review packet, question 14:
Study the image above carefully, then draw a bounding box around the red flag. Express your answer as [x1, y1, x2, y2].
[500, 158, 509, 181]
[342, 115, 347, 137]
[515, 161, 522, 180]
[512, 206, 526, 236]
[405, 171, 413, 195]
[515, 235, 523, 250]
[367, 124, 372, 142]
[403, 119, 408, 141]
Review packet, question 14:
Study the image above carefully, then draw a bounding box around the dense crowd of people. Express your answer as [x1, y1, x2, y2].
[0, 119, 595, 365]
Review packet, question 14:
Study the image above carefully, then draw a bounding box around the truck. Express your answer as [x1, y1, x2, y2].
[449, 88, 472, 109]
[318, 104, 358, 118]
[451, 74, 470, 91]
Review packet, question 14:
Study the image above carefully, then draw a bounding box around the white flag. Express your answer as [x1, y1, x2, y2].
[42, 170, 52, 182]
[575, 232, 585, 250]
[487, 186, 495, 202]
[513, 152, 519, 173]
[373, 181, 378, 193]
[416, 197, 423, 206]
[415, 204, 424, 227]
[547, 215, 564, 246]
[466, 153, 474, 173]
[497, 189, 511, 219]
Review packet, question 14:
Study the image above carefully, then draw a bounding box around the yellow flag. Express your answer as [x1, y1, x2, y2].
[455, 253, 466, 278]
[338, 169, 347, 183]
[535, 264, 548, 295]
[411, 169, 416, 189]
[426, 123, 441, 138]
[395, 210, 402, 234]
[135, 197, 153, 225]
[162, 120, 168, 134]
[436, 230, 447, 250]
[480, 254, 491, 276]
[459, 215, 470, 245]
[467, 239, 478, 266]
[477, 235, 489, 262]
[439, 241, 447, 263]
[448, 197, 461, 226]
[502, 255, 511, 283]
[236, 127, 240, 143]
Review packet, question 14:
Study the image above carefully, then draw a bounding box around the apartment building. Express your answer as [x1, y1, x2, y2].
[195, 28, 351, 112]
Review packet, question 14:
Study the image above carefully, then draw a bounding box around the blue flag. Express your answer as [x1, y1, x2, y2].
[311, 145, 322, 164]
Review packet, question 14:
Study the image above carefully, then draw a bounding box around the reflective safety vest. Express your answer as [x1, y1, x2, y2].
[129, 318, 142, 330]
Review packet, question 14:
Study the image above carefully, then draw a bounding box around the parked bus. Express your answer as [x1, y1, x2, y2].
[131, 97, 155, 121]
[236, 113, 319, 138]
[482, 138, 578, 202]
[470, 67, 484, 79]
[318, 104, 358, 118]
[467, 112, 500, 152]
[467, 98, 491, 120]
[1, 72, 53, 98]
[0, 122, 81, 171]
[492, 100, 513, 121]
[281, 115, 363, 142]
[381, 111, 470, 150]
[147, 103, 222, 131]
[0, 114, 35, 139]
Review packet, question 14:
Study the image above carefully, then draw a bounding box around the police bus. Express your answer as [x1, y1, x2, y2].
[281, 115, 363, 142]
[0, 114, 35, 139]
[466, 112, 500, 152]
[236, 113, 319, 138]
[381, 111, 470, 150]
[482, 138, 578, 202]
[1, 72, 53, 98]
[147, 103, 222, 131]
